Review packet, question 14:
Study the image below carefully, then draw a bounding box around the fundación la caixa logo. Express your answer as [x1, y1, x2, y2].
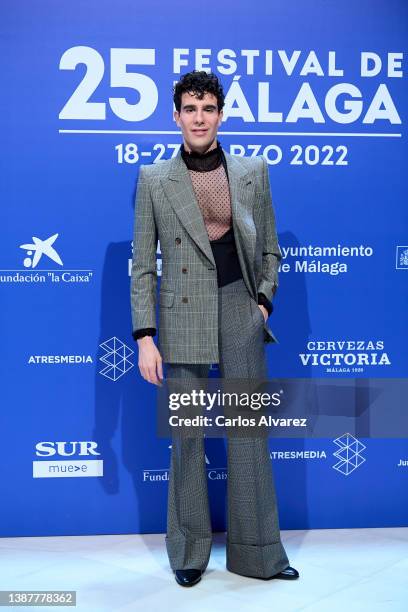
[0, 232, 93, 284]
[33, 441, 103, 478]
[20, 233, 63, 268]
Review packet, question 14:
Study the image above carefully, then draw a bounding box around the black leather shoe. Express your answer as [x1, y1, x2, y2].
[174, 569, 202, 587]
[271, 565, 299, 580]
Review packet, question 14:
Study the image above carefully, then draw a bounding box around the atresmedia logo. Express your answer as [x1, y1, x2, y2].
[99, 336, 134, 381]
[333, 433, 366, 476]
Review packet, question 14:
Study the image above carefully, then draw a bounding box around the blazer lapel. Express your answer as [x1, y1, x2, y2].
[161, 152, 216, 267]
[224, 151, 257, 297]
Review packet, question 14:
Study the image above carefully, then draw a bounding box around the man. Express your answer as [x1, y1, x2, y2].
[130, 71, 299, 587]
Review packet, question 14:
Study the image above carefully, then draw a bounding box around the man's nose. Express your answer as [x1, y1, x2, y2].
[194, 110, 205, 124]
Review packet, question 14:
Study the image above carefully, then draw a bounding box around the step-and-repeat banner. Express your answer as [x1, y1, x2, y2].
[1, 0, 407, 536]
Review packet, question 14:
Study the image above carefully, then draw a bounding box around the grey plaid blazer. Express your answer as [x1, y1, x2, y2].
[130, 150, 282, 364]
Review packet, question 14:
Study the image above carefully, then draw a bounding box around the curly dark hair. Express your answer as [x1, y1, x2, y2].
[173, 70, 225, 113]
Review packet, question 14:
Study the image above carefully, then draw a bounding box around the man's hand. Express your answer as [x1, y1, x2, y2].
[258, 304, 268, 322]
[137, 336, 164, 386]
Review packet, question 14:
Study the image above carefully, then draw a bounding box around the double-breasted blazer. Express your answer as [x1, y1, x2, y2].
[130, 150, 282, 364]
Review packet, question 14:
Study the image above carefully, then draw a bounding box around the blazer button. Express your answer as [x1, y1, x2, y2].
[182, 267, 187, 274]
[175, 237, 181, 245]
[182, 297, 188, 303]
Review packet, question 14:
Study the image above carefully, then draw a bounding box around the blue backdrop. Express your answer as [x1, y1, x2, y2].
[1, 0, 407, 537]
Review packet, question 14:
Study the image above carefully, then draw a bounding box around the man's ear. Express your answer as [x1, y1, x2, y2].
[218, 109, 224, 126]
[174, 110, 180, 126]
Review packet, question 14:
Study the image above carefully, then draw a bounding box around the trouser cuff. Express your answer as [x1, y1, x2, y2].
[226, 539, 290, 578]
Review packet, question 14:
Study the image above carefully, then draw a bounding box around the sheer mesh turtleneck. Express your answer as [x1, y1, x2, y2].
[180, 139, 223, 172]
[181, 140, 243, 288]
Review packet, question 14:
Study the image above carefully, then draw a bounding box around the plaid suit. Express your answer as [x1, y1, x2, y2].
[130, 150, 290, 577]
[130, 150, 282, 363]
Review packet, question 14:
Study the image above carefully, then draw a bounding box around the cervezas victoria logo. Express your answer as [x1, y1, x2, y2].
[299, 339, 391, 373]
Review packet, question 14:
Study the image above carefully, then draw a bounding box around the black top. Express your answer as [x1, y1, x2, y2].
[132, 141, 273, 341]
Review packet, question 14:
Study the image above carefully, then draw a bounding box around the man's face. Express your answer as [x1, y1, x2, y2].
[174, 91, 223, 154]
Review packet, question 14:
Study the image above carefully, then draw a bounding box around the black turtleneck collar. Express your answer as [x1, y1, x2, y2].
[180, 139, 224, 172]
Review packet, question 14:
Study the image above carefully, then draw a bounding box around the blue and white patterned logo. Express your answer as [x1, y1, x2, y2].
[99, 336, 134, 381]
[333, 433, 366, 475]
[396, 246, 408, 270]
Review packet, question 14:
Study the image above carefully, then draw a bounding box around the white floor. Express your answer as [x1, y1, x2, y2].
[1, 528, 407, 611]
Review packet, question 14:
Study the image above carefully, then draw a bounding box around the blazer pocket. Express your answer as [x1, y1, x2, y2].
[159, 291, 174, 308]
